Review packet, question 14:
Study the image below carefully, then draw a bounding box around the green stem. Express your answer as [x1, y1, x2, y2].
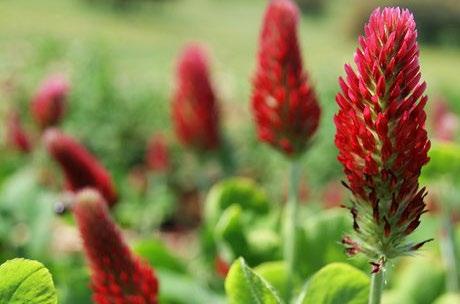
[368, 268, 384, 304]
[283, 159, 301, 300]
[441, 210, 460, 292]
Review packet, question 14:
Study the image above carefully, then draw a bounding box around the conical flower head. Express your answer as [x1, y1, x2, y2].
[172, 44, 220, 151]
[6, 110, 32, 153]
[73, 189, 159, 304]
[251, 0, 320, 156]
[335, 7, 431, 262]
[44, 129, 118, 207]
[31, 74, 69, 129]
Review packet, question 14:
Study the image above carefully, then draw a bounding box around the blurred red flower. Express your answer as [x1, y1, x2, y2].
[6, 110, 32, 153]
[73, 189, 158, 304]
[145, 134, 170, 172]
[335, 8, 431, 259]
[251, 0, 320, 156]
[31, 74, 69, 129]
[172, 44, 220, 151]
[431, 98, 458, 142]
[44, 129, 118, 207]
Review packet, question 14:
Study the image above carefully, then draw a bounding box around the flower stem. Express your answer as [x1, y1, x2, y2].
[368, 268, 384, 304]
[441, 209, 460, 293]
[283, 159, 301, 300]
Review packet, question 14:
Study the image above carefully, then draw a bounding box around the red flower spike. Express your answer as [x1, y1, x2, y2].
[251, 0, 320, 157]
[335, 8, 431, 260]
[6, 110, 32, 153]
[172, 44, 220, 151]
[31, 74, 69, 129]
[73, 189, 158, 304]
[145, 134, 170, 172]
[44, 129, 118, 207]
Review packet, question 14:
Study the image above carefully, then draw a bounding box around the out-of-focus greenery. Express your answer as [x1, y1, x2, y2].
[0, 0, 459, 303]
[346, 0, 460, 46]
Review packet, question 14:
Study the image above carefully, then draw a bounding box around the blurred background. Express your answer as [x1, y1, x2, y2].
[0, 0, 459, 303]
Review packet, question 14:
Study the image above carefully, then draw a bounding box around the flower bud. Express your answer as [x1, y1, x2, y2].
[172, 44, 220, 151]
[31, 74, 69, 129]
[44, 129, 118, 207]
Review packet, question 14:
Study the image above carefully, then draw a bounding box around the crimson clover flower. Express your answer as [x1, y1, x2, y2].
[31, 74, 69, 129]
[335, 7, 432, 263]
[172, 44, 221, 151]
[73, 189, 158, 304]
[44, 129, 118, 207]
[251, 0, 320, 157]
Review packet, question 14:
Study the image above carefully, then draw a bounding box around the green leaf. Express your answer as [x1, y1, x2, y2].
[392, 256, 445, 304]
[215, 204, 250, 259]
[299, 209, 367, 277]
[421, 141, 460, 183]
[158, 270, 226, 304]
[0, 258, 57, 304]
[225, 257, 282, 304]
[254, 261, 288, 301]
[433, 293, 460, 304]
[133, 239, 186, 273]
[299, 263, 369, 304]
[205, 178, 270, 227]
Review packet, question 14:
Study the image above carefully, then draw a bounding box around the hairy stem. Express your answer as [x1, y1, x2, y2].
[368, 267, 384, 304]
[283, 159, 301, 300]
[441, 209, 460, 292]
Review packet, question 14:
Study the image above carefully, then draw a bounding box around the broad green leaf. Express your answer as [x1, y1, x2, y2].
[433, 293, 460, 304]
[299, 209, 368, 277]
[215, 204, 250, 259]
[158, 270, 225, 304]
[0, 258, 57, 304]
[205, 178, 270, 227]
[392, 256, 445, 304]
[133, 239, 186, 273]
[254, 261, 288, 301]
[225, 257, 282, 304]
[247, 228, 281, 262]
[299, 263, 369, 304]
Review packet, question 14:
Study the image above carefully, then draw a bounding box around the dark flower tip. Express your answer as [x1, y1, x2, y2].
[31, 74, 69, 129]
[44, 129, 118, 207]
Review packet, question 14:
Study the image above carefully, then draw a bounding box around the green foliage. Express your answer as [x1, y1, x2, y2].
[391, 256, 446, 304]
[254, 261, 288, 302]
[158, 270, 226, 304]
[433, 293, 460, 304]
[298, 263, 369, 304]
[299, 209, 367, 277]
[295, 0, 327, 15]
[203, 178, 280, 266]
[225, 257, 282, 304]
[205, 178, 271, 227]
[347, 0, 460, 47]
[0, 258, 57, 304]
[134, 239, 186, 273]
[0, 167, 55, 260]
[421, 141, 460, 184]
